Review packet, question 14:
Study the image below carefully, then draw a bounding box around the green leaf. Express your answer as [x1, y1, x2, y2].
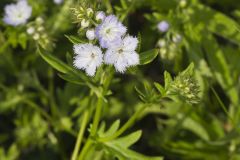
[120, 0, 127, 9]
[181, 63, 194, 75]
[109, 130, 142, 148]
[102, 130, 163, 160]
[164, 71, 172, 90]
[65, 35, 86, 44]
[182, 117, 210, 141]
[154, 82, 165, 95]
[104, 142, 163, 160]
[100, 120, 121, 138]
[37, 47, 72, 74]
[139, 49, 159, 65]
[58, 73, 85, 85]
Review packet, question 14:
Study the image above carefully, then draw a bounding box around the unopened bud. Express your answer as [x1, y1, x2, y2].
[157, 21, 170, 33]
[86, 8, 93, 17]
[27, 27, 35, 35]
[95, 11, 106, 21]
[86, 29, 95, 40]
[81, 19, 90, 28]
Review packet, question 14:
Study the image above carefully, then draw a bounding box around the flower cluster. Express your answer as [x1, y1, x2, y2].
[156, 20, 183, 61]
[73, 10, 139, 76]
[3, 0, 32, 26]
[157, 33, 182, 61]
[26, 17, 51, 49]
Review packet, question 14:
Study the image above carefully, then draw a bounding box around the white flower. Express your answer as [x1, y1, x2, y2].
[104, 35, 139, 73]
[73, 44, 103, 76]
[86, 29, 96, 40]
[3, 0, 32, 26]
[96, 15, 127, 48]
[95, 11, 106, 21]
[53, 0, 63, 5]
[157, 21, 170, 32]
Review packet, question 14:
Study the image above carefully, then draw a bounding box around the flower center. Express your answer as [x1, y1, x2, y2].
[118, 49, 124, 54]
[17, 13, 23, 18]
[106, 28, 111, 34]
[91, 53, 96, 59]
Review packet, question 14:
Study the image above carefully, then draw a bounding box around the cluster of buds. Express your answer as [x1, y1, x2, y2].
[26, 17, 51, 49]
[157, 33, 182, 61]
[71, 6, 105, 27]
[70, 5, 106, 41]
[169, 65, 200, 104]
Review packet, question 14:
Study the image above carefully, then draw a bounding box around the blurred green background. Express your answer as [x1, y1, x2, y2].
[0, 0, 240, 160]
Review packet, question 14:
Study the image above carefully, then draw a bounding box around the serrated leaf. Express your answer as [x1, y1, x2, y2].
[139, 49, 159, 65]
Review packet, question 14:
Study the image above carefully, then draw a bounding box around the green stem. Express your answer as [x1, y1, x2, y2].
[71, 111, 89, 160]
[99, 104, 148, 142]
[91, 97, 104, 136]
[77, 139, 93, 160]
[78, 67, 114, 158]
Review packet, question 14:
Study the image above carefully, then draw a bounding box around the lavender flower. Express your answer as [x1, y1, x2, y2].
[104, 35, 139, 73]
[73, 44, 103, 76]
[96, 15, 127, 48]
[3, 0, 32, 26]
[157, 21, 170, 32]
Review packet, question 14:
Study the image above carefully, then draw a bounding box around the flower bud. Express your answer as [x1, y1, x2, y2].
[157, 39, 166, 48]
[95, 11, 106, 21]
[33, 33, 40, 40]
[86, 8, 93, 17]
[172, 34, 182, 43]
[157, 21, 170, 32]
[36, 17, 44, 24]
[180, 0, 187, 8]
[27, 27, 35, 35]
[53, 0, 63, 5]
[86, 29, 95, 40]
[81, 19, 90, 28]
[37, 26, 44, 32]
